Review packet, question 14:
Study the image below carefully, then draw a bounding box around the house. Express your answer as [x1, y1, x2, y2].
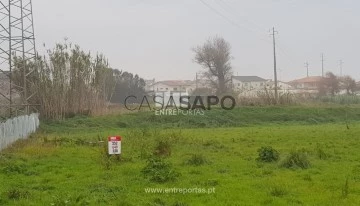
[288, 76, 324, 96]
[356, 81, 360, 95]
[266, 81, 293, 95]
[144, 79, 156, 93]
[152, 80, 195, 94]
[232, 76, 269, 91]
[289, 76, 323, 90]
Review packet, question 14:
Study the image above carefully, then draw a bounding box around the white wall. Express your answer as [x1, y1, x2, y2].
[153, 83, 194, 93]
[232, 79, 267, 91]
[0, 113, 40, 151]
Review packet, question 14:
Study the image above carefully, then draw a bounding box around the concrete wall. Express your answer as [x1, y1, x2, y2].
[0, 113, 40, 151]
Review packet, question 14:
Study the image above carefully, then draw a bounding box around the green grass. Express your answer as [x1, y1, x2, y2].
[1, 106, 360, 205]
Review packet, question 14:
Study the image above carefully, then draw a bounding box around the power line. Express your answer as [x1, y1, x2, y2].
[215, 0, 267, 34]
[198, 0, 271, 44]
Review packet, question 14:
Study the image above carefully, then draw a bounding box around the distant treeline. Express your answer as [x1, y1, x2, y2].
[12, 42, 145, 120]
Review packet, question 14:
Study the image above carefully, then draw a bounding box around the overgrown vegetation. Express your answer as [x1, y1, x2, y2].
[185, 154, 208, 166]
[40, 106, 360, 131]
[256, 146, 280, 162]
[280, 149, 311, 169]
[12, 42, 146, 120]
[141, 157, 180, 183]
[153, 140, 172, 157]
[1, 107, 360, 205]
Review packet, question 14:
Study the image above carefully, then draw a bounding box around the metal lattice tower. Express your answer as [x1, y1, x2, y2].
[0, 0, 37, 118]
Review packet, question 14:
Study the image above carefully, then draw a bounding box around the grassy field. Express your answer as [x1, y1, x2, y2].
[1, 106, 360, 205]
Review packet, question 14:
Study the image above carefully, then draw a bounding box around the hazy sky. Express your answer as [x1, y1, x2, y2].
[34, 0, 360, 81]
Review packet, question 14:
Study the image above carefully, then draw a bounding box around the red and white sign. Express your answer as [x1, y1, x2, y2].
[108, 136, 121, 155]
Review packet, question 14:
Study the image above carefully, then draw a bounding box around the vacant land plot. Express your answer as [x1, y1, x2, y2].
[1, 106, 360, 205]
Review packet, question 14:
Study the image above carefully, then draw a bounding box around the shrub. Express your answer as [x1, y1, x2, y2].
[142, 157, 179, 183]
[2, 163, 27, 175]
[153, 140, 172, 157]
[186, 154, 208, 166]
[7, 189, 30, 200]
[315, 144, 329, 160]
[281, 149, 310, 169]
[269, 185, 288, 197]
[256, 146, 279, 162]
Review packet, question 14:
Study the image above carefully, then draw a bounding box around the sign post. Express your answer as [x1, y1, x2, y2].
[108, 136, 121, 155]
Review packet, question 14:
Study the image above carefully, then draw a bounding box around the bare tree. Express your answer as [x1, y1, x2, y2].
[193, 36, 233, 95]
[318, 72, 339, 96]
[340, 75, 357, 95]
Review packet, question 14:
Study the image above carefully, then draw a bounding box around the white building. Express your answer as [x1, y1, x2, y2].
[232, 76, 269, 91]
[266, 81, 293, 95]
[151, 80, 196, 93]
[144, 79, 156, 92]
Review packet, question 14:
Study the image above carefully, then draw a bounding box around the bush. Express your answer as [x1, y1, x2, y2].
[186, 154, 208, 166]
[281, 149, 310, 169]
[142, 157, 179, 183]
[7, 189, 30, 200]
[256, 146, 279, 162]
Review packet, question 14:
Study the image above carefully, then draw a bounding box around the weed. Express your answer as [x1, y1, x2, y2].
[151, 198, 166, 206]
[303, 174, 312, 182]
[2, 163, 27, 175]
[281, 149, 311, 169]
[186, 154, 208, 166]
[173, 201, 189, 206]
[342, 177, 350, 198]
[205, 179, 219, 186]
[218, 168, 230, 174]
[256, 146, 279, 162]
[116, 121, 128, 128]
[189, 170, 202, 175]
[315, 144, 329, 160]
[142, 157, 180, 183]
[100, 143, 111, 170]
[261, 169, 273, 176]
[153, 140, 172, 157]
[7, 188, 30, 200]
[269, 185, 288, 197]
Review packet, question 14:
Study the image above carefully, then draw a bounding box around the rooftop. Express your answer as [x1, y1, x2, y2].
[232, 76, 267, 82]
[289, 76, 324, 84]
[155, 80, 194, 86]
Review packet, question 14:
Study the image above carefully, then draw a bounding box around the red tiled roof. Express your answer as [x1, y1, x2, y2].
[289, 76, 324, 84]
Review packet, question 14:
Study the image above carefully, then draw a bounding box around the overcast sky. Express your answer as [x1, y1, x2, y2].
[34, 0, 360, 81]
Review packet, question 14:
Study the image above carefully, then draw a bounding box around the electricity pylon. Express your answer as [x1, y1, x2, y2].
[0, 0, 37, 118]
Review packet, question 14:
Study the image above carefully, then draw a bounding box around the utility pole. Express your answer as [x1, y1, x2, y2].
[321, 53, 324, 77]
[305, 62, 309, 77]
[339, 60, 344, 76]
[196, 73, 198, 89]
[270, 27, 278, 103]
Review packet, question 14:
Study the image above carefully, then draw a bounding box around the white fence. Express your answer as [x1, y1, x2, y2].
[0, 113, 40, 151]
